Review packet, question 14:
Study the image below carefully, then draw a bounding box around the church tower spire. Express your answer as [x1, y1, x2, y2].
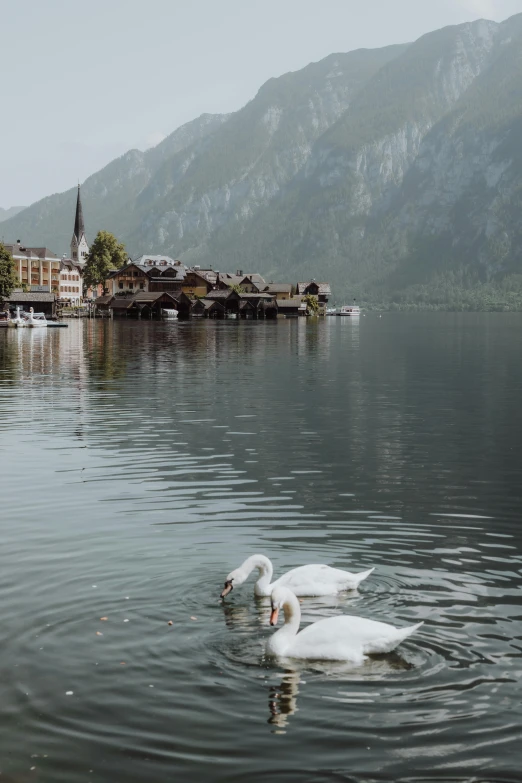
[73, 184, 85, 241]
[70, 184, 89, 263]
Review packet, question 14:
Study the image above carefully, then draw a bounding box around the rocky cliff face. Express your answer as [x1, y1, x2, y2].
[205, 14, 522, 304]
[123, 44, 407, 257]
[3, 14, 522, 306]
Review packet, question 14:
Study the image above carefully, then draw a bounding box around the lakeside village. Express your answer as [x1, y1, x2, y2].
[1, 186, 358, 324]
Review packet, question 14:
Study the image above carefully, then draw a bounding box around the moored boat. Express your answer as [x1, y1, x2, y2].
[161, 308, 178, 319]
[338, 304, 360, 317]
[24, 308, 48, 327]
[8, 306, 27, 327]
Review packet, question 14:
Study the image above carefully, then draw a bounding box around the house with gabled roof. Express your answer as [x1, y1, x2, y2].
[263, 283, 292, 299]
[182, 269, 215, 298]
[198, 289, 276, 319]
[239, 274, 266, 293]
[106, 263, 150, 294]
[94, 291, 193, 318]
[215, 272, 244, 290]
[5, 290, 57, 317]
[295, 281, 331, 303]
[276, 296, 307, 317]
[106, 257, 186, 295]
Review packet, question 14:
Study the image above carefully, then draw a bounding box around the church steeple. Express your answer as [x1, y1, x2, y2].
[70, 184, 89, 263]
[73, 184, 85, 242]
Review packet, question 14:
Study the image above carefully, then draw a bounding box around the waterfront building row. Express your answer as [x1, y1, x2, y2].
[105, 261, 331, 314]
[94, 285, 327, 320]
[3, 185, 331, 316]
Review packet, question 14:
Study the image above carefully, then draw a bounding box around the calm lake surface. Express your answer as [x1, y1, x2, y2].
[1, 314, 521, 782]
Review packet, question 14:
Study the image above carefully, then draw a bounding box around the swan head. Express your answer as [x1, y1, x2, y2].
[270, 586, 296, 626]
[220, 568, 246, 598]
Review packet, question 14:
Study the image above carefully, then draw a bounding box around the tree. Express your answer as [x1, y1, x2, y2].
[0, 242, 18, 301]
[83, 230, 127, 291]
[229, 284, 246, 294]
[303, 293, 319, 315]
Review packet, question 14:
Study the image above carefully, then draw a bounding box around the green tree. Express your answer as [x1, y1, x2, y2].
[83, 231, 127, 291]
[303, 293, 319, 314]
[0, 242, 18, 301]
[230, 284, 246, 294]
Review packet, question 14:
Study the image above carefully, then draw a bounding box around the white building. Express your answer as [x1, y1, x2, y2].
[59, 258, 83, 305]
[4, 242, 61, 294]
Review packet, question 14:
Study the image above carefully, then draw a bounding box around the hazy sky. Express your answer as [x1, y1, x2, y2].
[1, 0, 521, 207]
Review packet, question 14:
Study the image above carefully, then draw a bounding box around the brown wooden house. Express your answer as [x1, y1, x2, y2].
[182, 269, 215, 298]
[94, 291, 193, 318]
[276, 297, 307, 317]
[199, 289, 276, 319]
[6, 291, 57, 318]
[263, 283, 292, 300]
[106, 257, 186, 296]
[296, 281, 331, 303]
[239, 274, 267, 293]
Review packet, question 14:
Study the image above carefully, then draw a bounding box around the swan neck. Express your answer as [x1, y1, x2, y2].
[268, 592, 301, 655]
[282, 592, 301, 633]
[242, 555, 273, 591]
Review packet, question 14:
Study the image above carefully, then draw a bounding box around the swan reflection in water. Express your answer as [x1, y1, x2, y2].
[266, 653, 414, 733]
[268, 669, 301, 732]
[220, 596, 273, 630]
[220, 592, 417, 733]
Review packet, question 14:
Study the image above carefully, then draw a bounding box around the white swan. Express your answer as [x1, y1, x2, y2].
[220, 554, 374, 598]
[266, 586, 423, 663]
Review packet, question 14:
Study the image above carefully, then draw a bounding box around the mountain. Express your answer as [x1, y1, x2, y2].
[2, 113, 230, 254]
[231, 14, 522, 307]
[0, 206, 25, 223]
[3, 13, 522, 308]
[1, 44, 406, 258]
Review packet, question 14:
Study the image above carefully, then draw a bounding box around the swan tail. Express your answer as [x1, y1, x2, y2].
[347, 567, 375, 589]
[392, 620, 424, 650]
[368, 621, 423, 654]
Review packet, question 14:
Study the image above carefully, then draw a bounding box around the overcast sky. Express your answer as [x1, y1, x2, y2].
[1, 0, 521, 207]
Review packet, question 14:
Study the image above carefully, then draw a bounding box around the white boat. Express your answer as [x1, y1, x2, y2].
[161, 308, 178, 319]
[8, 306, 28, 327]
[24, 308, 48, 327]
[326, 307, 337, 316]
[338, 304, 360, 317]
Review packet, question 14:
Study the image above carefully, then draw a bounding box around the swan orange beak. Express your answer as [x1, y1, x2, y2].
[221, 580, 233, 598]
[270, 607, 279, 626]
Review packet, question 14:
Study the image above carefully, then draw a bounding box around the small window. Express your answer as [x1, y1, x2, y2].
[119, 282, 123, 289]
[140, 283, 144, 290]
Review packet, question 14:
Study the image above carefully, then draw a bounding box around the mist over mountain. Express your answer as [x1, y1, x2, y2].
[4, 13, 522, 307]
[0, 206, 25, 223]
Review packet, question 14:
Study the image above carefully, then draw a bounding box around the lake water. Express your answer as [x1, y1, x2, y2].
[1, 314, 521, 782]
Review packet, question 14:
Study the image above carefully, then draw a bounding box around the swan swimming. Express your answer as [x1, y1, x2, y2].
[266, 586, 423, 663]
[220, 554, 374, 598]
